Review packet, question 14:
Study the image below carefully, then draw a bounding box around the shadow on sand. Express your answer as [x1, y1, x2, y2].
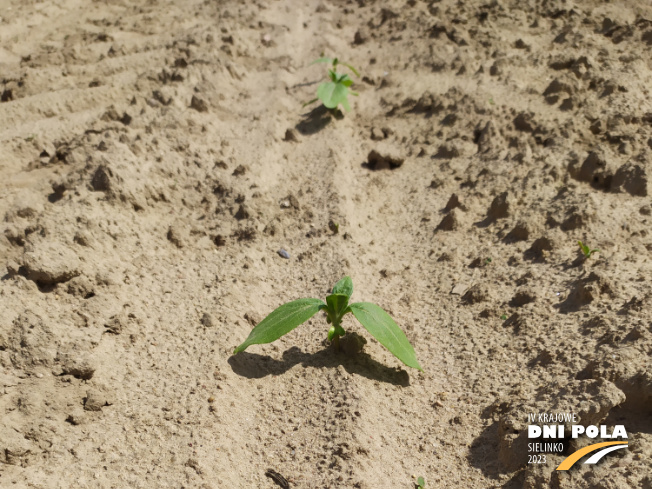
[228, 345, 411, 386]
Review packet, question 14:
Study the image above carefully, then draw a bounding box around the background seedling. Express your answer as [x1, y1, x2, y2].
[578, 240, 599, 259]
[233, 276, 422, 370]
[416, 476, 426, 488]
[304, 56, 359, 113]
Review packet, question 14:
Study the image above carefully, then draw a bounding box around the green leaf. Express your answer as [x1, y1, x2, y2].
[417, 476, 425, 487]
[326, 293, 349, 318]
[337, 73, 352, 83]
[332, 276, 353, 298]
[339, 91, 351, 112]
[233, 298, 325, 354]
[340, 62, 360, 77]
[302, 97, 319, 108]
[348, 302, 423, 370]
[317, 81, 350, 109]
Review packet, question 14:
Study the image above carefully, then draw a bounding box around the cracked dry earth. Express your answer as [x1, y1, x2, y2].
[1, 0, 652, 488]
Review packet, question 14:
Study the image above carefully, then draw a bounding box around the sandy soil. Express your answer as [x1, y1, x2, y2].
[1, 0, 651, 487]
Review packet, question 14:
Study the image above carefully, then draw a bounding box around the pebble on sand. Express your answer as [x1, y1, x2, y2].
[277, 249, 290, 259]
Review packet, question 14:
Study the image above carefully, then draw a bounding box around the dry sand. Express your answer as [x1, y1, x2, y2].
[1, 0, 651, 487]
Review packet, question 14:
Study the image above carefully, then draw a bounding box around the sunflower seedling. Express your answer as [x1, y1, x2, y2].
[233, 276, 422, 370]
[578, 240, 599, 259]
[303, 56, 359, 113]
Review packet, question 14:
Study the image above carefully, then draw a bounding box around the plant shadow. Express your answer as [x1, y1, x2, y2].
[228, 345, 411, 386]
[295, 105, 335, 135]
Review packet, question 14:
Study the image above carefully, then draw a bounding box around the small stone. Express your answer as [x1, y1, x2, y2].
[234, 204, 249, 220]
[574, 149, 613, 190]
[152, 89, 172, 106]
[543, 78, 573, 97]
[190, 95, 208, 112]
[277, 248, 290, 259]
[284, 194, 300, 210]
[433, 143, 460, 159]
[451, 283, 470, 295]
[60, 356, 96, 380]
[611, 162, 647, 196]
[560, 212, 584, 231]
[200, 313, 214, 327]
[167, 222, 189, 248]
[261, 33, 273, 46]
[370, 127, 385, 140]
[476, 120, 502, 153]
[74, 231, 93, 247]
[119, 112, 132, 125]
[66, 410, 86, 425]
[4, 226, 25, 246]
[560, 272, 614, 312]
[366, 148, 404, 170]
[436, 211, 458, 231]
[22, 244, 81, 285]
[101, 107, 121, 122]
[283, 129, 299, 142]
[513, 113, 534, 133]
[505, 221, 529, 242]
[84, 388, 109, 412]
[353, 27, 369, 45]
[487, 192, 509, 220]
[510, 290, 536, 307]
[429, 178, 443, 189]
[531, 237, 552, 253]
[490, 59, 505, 76]
[91, 165, 113, 192]
[232, 164, 247, 176]
[5, 259, 20, 275]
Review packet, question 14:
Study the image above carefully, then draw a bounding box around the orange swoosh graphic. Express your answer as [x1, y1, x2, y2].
[556, 441, 628, 471]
